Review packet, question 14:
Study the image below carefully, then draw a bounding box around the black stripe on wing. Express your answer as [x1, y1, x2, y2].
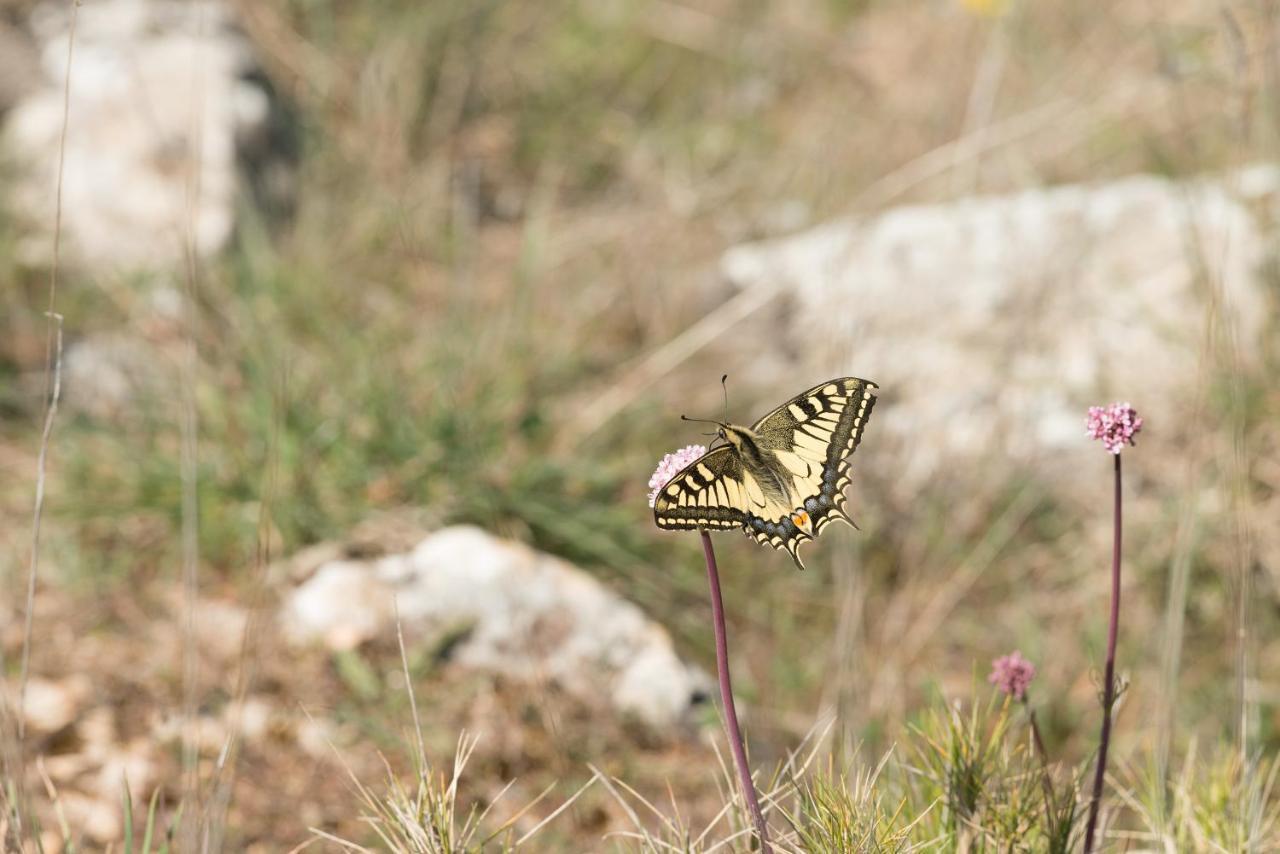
[652, 446, 748, 531]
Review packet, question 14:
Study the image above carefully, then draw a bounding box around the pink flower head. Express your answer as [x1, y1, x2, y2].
[647, 444, 707, 508]
[988, 650, 1036, 700]
[1086, 402, 1143, 455]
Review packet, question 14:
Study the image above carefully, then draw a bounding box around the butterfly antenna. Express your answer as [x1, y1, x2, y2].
[721, 374, 729, 423]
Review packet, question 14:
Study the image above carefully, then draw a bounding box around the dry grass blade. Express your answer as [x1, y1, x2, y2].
[36, 756, 70, 848]
[317, 644, 581, 854]
[565, 281, 781, 446]
[512, 774, 596, 846]
[8, 0, 79, 844]
[394, 605, 427, 773]
[590, 765, 664, 851]
[12, 313, 63, 813]
[177, 2, 211, 847]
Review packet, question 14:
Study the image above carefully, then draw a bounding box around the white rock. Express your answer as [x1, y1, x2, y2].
[62, 332, 168, 417]
[2, 0, 270, 272]
[722, 174, 1269, 491]
[296, 716, 340, 760]
[281, 526, 710, 729]
[59, 792, 121, 844]
[21, 675, 90, 734]
[283, 560, 394, 652]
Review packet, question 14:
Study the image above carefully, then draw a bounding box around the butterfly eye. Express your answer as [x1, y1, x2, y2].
[717, 428, 725, 439]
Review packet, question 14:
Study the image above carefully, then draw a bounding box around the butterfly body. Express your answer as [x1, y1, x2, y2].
[719, 424, 816, 534]
[653, 377, 877, 569]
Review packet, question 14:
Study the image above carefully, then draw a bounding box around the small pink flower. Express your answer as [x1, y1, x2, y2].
[1086, 402, 1143, 455]
[989, 650, 1036, 700]
[647, 444, 707, 507]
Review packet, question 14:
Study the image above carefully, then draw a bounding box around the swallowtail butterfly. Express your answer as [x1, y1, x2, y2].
[653, 378, 877, 569]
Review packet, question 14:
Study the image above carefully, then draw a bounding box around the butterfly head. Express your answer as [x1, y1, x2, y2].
[718, 423, 758, 452]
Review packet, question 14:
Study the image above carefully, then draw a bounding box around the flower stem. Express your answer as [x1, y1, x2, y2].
[1084, 453, 1122, 853]
[700, 531, 772, 853]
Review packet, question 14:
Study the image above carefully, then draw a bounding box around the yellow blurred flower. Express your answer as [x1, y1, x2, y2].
[960, 0, 1009, 16]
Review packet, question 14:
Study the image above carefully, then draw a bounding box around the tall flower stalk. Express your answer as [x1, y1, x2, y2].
[1082, 403, 1143, 853]
[701, 530, 772, 852]
[649, 446, 773, 852]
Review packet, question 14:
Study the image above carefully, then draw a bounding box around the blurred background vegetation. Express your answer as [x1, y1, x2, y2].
[1, 0, 1278, 849]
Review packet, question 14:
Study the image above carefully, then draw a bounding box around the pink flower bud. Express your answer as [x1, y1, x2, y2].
[647, 444, 707, 507]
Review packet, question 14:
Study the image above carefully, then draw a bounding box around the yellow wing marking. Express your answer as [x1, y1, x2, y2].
[775, 450, 812, 478]
[791, 430, 828, 458]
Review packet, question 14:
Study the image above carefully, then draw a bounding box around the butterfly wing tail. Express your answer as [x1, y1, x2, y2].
[744, 522, 811, 570]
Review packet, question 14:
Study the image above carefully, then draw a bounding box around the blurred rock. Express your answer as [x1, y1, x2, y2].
[282, 525, 711, 729]
[295, 715, 339, 760]
[190, 596, 250, 664]
[61, 331, 168, 417]
[149, 694, 278, 756]
[283, 560, 392, 653]
[42, 706, 159, 844]
[722, 173, 1271, 493]
[1, 0, 275, 272]
[22, 674, 90, 735]
[59, 792, 121, 844]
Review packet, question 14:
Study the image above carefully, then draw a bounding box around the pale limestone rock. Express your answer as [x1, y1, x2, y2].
[282, 525, 710, 729]
[21, 674, 90, 734]
[2, 0, 270, 272]
[295, 716, 340, 760]
[283, 560, 394, 653]
[721, 173, 1270, 492]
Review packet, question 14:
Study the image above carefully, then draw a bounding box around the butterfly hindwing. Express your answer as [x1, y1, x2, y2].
[750, 377, 878, 565]
[742, 503, 813, 567]
[652, 446, 749, 531]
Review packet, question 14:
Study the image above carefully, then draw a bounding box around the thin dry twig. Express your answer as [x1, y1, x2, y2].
[5, 1, 79, 846]
[566, 280, 781, 446]
[19, 312, 64, 731]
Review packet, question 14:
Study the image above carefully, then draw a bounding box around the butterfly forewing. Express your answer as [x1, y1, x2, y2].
[652, 446, 749, 531]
